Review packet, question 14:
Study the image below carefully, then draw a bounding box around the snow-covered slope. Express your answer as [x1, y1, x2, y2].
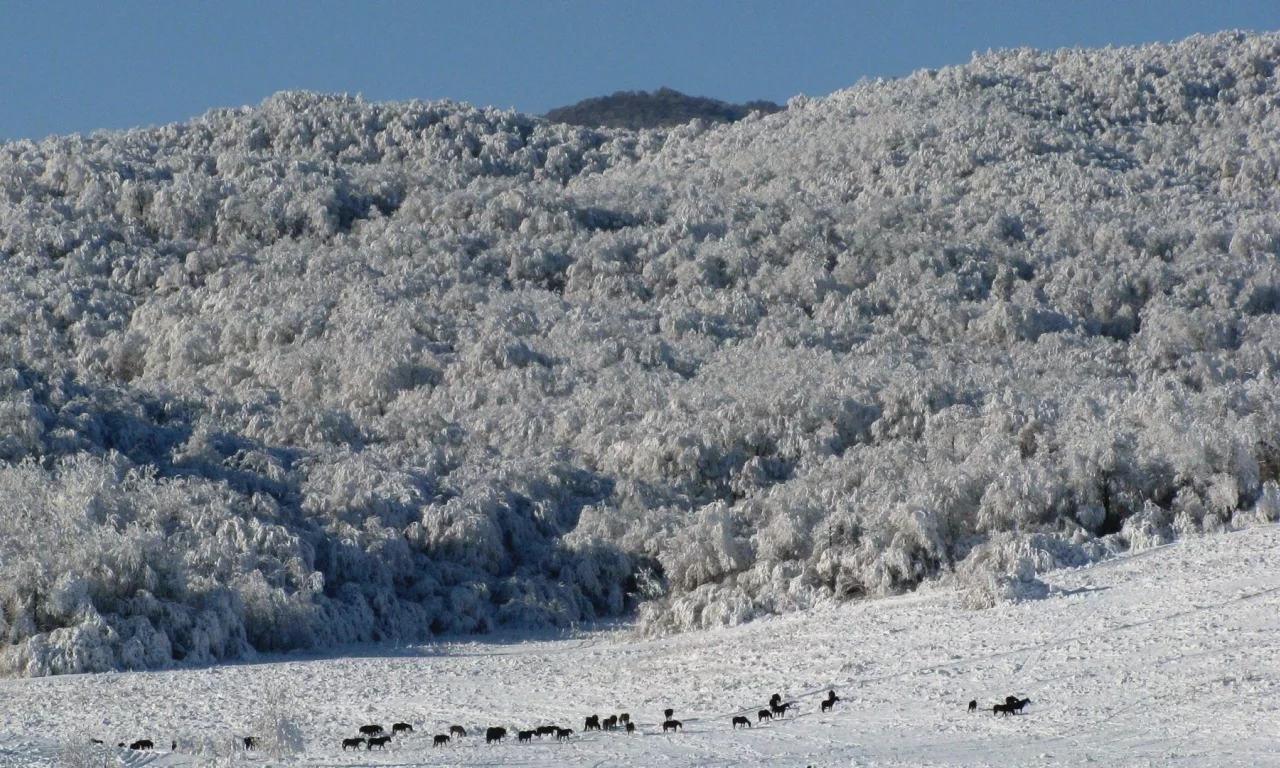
[2, 520, 1278, 766]
[2, 31, 1280, 675]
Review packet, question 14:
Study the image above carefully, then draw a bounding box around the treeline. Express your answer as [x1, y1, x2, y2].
[0, 32, 1278, 676]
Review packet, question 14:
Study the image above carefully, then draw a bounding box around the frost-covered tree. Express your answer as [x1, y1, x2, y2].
[2, 31, 1280, 671]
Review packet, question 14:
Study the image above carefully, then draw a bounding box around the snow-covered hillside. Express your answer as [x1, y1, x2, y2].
[2, 517, 1278, 766]
[2, 31, 1280, 676]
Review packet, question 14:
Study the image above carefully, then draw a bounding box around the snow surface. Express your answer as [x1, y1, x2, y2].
[2, 522, 1278, 766]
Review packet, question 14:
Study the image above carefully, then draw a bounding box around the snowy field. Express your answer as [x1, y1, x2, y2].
[3, 523, 1278, 767]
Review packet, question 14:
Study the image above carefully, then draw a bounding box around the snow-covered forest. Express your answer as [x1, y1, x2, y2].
[1, 31, 1278, 677]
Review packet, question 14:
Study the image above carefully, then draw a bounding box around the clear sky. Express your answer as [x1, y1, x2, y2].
[2, 0, 1278, 142]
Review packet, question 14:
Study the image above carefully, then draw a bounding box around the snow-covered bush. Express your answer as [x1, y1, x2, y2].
[2, 31, 1280, 670]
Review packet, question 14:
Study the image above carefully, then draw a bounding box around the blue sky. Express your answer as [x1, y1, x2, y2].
[2, 1, 1278, 142]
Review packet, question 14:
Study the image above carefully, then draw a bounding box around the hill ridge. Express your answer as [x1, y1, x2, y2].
[0, 30, 1277, 676]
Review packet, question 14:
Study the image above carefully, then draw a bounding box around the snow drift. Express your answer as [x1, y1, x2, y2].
[1, 31, 1279, 676]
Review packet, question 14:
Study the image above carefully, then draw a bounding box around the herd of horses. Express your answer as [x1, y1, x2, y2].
[95, 735, 261, 753]
[99, 688, 1032, 755]
[334, 689, 842, 751]
[969, 695, 1033, 715]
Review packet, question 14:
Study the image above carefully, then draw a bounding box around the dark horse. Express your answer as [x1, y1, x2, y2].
[433, 734, 450, 747]
[732, 716, 752, 729]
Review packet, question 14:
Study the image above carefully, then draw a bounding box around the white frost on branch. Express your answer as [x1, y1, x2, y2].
[2, 31, 1280, 671]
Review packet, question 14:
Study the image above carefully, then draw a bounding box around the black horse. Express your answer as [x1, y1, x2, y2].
[433, 734, 450, 747]
[732, 715, 752, 729]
